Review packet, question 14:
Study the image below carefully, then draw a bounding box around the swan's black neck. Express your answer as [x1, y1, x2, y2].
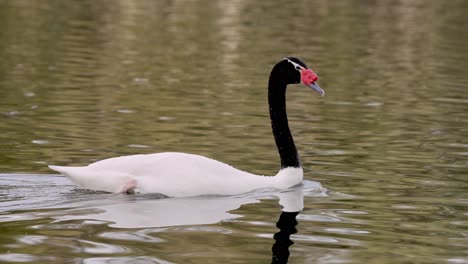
[268, 65, 300, 169]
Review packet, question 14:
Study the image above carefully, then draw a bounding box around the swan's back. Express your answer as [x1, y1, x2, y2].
[49, 152, 280, 197]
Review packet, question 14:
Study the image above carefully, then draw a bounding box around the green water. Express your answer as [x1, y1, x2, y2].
[1, 1, 468, 263]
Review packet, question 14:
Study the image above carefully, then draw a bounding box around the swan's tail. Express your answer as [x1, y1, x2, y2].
[48, 164, 89, 187]
[48, 164, 134, 193]
[49, 165, 75, 176]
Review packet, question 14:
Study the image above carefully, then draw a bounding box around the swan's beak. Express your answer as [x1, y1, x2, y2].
[299, 67, 324, 96]
[308, 82, 325, 96]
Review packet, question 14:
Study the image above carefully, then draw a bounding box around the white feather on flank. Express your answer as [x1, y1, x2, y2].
[49, 152, 303, 197]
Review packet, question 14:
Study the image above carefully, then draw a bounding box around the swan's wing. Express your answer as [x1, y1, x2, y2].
[49, 152, 272, 196]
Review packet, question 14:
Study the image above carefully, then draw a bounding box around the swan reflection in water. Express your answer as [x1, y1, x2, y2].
[51, 180, 322, 228]
[272, 211, 300, 264]
[48, 181, 324, 263]
[271, 187, 304, 264]
[2, 176, 324, 263]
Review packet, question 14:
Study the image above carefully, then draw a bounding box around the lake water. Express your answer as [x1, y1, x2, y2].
[1, 1, 468, 263]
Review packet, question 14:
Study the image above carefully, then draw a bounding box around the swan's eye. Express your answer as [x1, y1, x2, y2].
[295, 66, 301, 71]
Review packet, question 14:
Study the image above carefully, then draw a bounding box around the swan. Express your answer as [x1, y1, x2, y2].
[48, 57, 324, 197]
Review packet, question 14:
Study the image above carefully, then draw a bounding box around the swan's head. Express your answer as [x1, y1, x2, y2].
[281, 57, 325, 96]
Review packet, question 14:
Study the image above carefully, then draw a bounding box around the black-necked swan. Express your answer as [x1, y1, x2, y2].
[48, 57, 324, 197]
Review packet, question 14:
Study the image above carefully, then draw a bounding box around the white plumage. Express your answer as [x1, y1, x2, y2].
[49, 152, 303, 197]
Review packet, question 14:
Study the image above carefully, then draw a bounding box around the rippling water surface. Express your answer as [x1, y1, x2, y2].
[1, 1, 468, 263]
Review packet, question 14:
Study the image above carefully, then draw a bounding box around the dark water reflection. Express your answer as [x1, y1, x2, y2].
[1, 0, 468, 263]
[272, 211, 300, 264]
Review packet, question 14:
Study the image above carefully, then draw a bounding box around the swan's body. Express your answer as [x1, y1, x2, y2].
[48, 57, 324, 197]
[49, 152, 303, 197]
